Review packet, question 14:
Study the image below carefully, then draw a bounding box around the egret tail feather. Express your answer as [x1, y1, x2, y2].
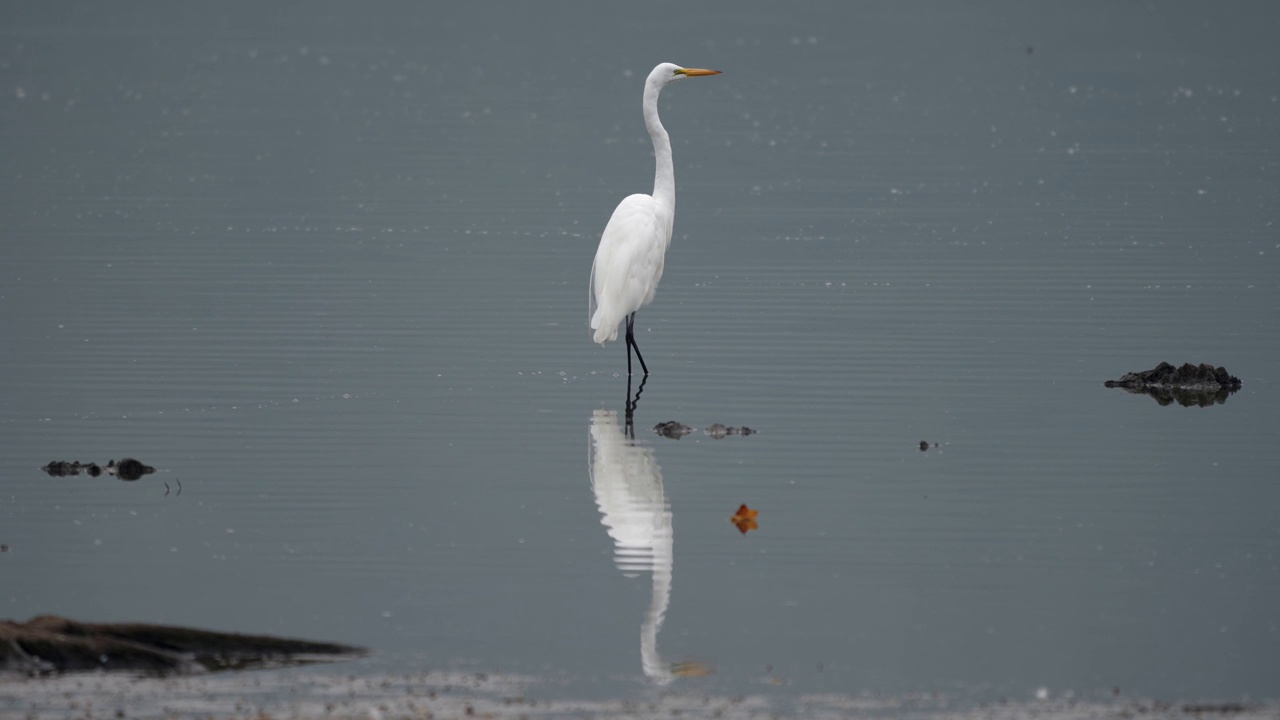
[592, 308, 620, 345]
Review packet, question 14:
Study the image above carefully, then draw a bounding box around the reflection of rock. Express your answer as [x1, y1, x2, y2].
[1105, 363, 1242, 407]
[41, 461, 101, 477]
[652, 421, 695, 439]
[108, 458, 155, 481]
[704, 424, 756, 439]
[41, 458, 155, 481]
[0, 615, 366, 677]
[652, 422, 756, 440]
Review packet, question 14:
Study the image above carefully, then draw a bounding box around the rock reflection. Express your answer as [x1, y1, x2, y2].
[588, 408, 681, 683]
[652, 421, 757, 440]
[1108, 384, 1238, 407]
[41, 458, 156, 481]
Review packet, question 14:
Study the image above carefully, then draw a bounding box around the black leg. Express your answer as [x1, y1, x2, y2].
[624, 372, 635, 438]
[625, 315, 633, 377]
[625, 312, 649, 376]
[624, 372, 648, 439]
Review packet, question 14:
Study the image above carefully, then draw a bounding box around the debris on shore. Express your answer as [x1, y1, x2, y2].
[0, 615, 366, 677]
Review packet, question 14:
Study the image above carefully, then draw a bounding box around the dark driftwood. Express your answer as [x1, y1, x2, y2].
[0, 615, 366, 677]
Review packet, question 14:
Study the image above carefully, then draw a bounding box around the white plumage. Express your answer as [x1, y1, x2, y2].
[589, 62, 720, 375]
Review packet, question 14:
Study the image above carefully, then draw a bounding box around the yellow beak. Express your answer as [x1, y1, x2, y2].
[677, 68, 721, 77]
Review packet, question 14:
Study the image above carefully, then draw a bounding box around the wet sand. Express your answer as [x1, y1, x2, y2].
[2, 671, 1274, 720]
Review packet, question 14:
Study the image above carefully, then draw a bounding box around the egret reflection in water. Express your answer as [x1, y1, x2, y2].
[588, 406, 677, 683]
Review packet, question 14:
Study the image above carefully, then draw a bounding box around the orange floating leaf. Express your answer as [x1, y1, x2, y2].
[730, 503, 759, 535]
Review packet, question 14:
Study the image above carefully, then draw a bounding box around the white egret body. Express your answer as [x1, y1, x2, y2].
[589, 63, 720, 375]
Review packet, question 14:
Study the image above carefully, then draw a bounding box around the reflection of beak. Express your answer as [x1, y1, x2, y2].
[677, 68, 721, 77]
[671, 660, 714, 677]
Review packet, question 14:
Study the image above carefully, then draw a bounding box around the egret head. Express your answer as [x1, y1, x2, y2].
[648, 63, 721, 89]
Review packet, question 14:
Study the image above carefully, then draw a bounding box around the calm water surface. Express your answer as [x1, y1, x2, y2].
[2, 1, 1278, 712]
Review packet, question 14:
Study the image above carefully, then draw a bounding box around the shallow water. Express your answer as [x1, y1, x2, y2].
[2, 1, 1278, 712]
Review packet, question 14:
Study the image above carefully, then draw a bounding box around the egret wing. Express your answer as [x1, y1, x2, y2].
[589, 194, 665, 344]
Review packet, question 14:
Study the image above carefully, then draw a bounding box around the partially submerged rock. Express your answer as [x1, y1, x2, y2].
[1105, 363, 1242, 407]
[1105, 362, 1241, 391]
[0, 615, 366, 677]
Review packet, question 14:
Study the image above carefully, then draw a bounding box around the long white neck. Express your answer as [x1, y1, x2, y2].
[642, 78, 675, 213]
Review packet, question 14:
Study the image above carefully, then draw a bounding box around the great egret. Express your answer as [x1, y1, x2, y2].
[589, 63, 721, 376]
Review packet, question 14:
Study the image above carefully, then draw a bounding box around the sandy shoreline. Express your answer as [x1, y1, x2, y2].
[2, 671, 1275, 720]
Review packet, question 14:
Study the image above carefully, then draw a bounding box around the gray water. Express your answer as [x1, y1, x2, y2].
[2, 0, 1278, 710]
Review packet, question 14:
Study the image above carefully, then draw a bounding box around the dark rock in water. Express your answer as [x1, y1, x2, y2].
[1105, 362, 1241, 390]
[0, 615, 366, 677]
[108, 458, 155, 481]
[653, 421, 696, 439]
[41, 461, 80, 477]
[1105, 362, 1241, 407]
